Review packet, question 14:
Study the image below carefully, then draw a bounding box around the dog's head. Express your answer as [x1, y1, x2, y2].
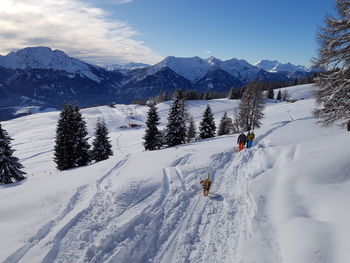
[200, 179, 210, 186]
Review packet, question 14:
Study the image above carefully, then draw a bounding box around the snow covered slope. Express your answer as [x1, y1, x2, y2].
[1, 84, 349, 263]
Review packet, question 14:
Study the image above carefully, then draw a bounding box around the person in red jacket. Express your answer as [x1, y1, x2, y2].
[237, 132, 247, 151]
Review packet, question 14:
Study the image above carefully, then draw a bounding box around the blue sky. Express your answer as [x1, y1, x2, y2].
[0, 0, 335, 66]
[98, 0, 335, 66]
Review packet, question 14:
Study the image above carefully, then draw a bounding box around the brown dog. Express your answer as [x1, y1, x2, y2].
[200, 173, 211, 196]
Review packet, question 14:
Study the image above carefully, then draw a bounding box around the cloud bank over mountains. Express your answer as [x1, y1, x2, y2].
[0, 0, 162, 65]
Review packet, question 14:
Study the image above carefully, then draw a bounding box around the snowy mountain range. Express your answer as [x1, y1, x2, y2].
[254, 59, 308, 73]
[0, 46, 317, 120]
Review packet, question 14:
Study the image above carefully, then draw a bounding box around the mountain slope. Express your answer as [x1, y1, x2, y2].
[1, 84, 350, 263]
[0, 47, 100, 81]
[0, 47, 317, 122]
[194, 67, 243, 92]
[0, 47, 126, 120]
[123, 66, 193, 101]
[255, 59, 307, 72]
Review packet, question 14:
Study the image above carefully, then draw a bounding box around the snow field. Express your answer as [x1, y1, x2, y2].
[1, 84, 350, 263]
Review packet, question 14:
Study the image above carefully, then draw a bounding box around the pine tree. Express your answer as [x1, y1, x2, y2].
[199, 105, 216, 139]
[237, 82, 265, 131]
[92, 118, 113, 161]
[217, 112, 233, 136]
[143, 102, 162, 150]
[267, 87, 275, 99]
[313, 0, 350, 128]
[187, 115, 197, 142]
[54, 104, 90, 171]
[0, 124, 26, 184]
[276, 89, 282, 101]
[165, 94, 187, 146]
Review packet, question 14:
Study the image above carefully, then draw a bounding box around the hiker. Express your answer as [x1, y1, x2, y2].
[247, 131, 255, 148]
[237, 132, 247, 151]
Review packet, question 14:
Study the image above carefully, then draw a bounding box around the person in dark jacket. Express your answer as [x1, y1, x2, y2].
[237, 132, 247, 151]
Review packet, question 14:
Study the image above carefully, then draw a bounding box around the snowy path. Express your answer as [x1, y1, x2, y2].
[4, 107, 288, 263]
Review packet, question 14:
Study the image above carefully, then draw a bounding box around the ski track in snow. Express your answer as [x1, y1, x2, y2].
[4, 184, 90, 263]
[5, 154, 131, 263]
[22, 119, 293, 263]
[4, 96, 314, 263]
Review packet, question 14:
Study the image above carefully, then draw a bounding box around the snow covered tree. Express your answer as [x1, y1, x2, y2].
[143, 102, 163, 150]
[232, 112, 240, 133]
[0, 124, 26, 184]
[165, 94, 187, 146]
[237, 82, 265, 131]
[186, 115, 197, 142]
[282, 89, 290, 101]
[276, 89, 282, 101]
[92, 118, 113, 161]
[54, 104, 90, 171]
[199, 105, 216, 139]
[313, 0, 350, 128]
[267, 87, 275, 99]
[217, 112, 233, 136]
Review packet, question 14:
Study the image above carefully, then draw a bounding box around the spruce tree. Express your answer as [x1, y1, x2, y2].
[237, 82, 265, 131]
[276, 89, 282, 101]
[72, 106, 90, 166]
[92, 118, 113, 161]
[187, 115, 197, 142]
[0, 124, 26, 184]
[165, 94, 187, 146]
[217, 112, 233, 136]
[143, 102, 162, 150]
[267, 87, 274, 99]
[199, 105, 216, 139]
[313, 0, 350, 128]
[54, 104, 77, 170]
[54, 104, 90, 171]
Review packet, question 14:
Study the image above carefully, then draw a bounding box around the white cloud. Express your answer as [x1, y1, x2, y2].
[0, 0, 162, 65]
[115, 0, 134, 4]
[204, 50, 211, 55]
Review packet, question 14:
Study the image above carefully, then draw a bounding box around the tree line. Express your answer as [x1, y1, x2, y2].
[143, 82, 265, 151]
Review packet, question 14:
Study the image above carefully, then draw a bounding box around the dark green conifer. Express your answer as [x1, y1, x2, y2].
[143, 102, 162, 150]
[92, 118, 113, 161]
[0, 124, 26, 184]
[199, 105, 216, 139]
